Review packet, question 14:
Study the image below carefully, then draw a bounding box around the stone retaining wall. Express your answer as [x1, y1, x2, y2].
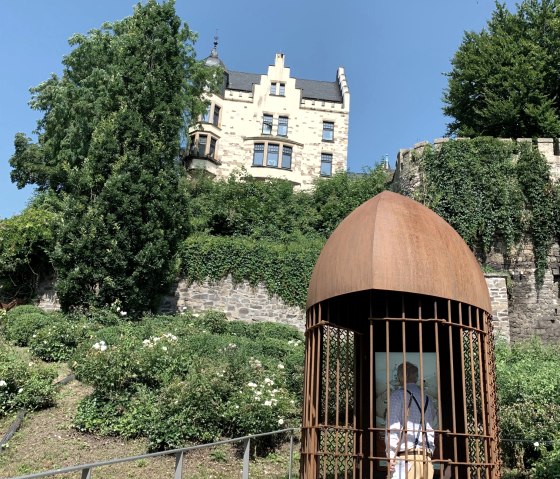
[37, 274, 513, 339]
[159, 276, 305, 331]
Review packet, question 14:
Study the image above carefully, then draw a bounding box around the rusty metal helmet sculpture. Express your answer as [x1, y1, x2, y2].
[301, 191, 500, 479]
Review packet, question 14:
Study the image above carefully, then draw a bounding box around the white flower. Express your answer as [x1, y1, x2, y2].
[120, 311, 127, 316]
[255, 390, 262, 396]
[278, 418, 284, 426]
[228, 343, 237, 349]
[264, 400, 272, 407]
[278, 363, 284, 369]
[247, 382, 257, 388]
[534, 441, 540, 447]
[18, 388, 23, 394]
[92, 341, 107, 352]
[264, 378, 274, 385]
[0, 380, 7, 387]
[116, 306, 121, 312]
[161, 346, 168, 352]
[142, 339, 151, 346]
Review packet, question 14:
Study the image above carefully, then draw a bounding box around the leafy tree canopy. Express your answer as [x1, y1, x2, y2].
[8, 1, 216, 315]
[444, 0, 560, 138]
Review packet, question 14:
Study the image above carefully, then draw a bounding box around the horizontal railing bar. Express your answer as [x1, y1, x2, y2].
[7, 428, 299, 479]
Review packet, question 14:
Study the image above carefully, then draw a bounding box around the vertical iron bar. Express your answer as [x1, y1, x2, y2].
[475, 308, 490, 479]
[344, 328, 350, 478]
[385, 296, 391, 479]
[315, 303, 323, 477]
[401, 294, 409, 467]
[81, 468, 92, 479]
[458, 303, 470, 479]
[447, 300, 459, 479]
[335, 329, 341, 478]
[370, 318, 376, 479]
[418, 300, 428, 475]
[174, 451, 184, 479]
[434, 301, 444, 476]
[467, 306, 481, 479]
[242, 438, 250, 479]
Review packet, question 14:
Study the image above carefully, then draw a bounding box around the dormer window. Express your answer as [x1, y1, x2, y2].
[270, 82, 286, 96]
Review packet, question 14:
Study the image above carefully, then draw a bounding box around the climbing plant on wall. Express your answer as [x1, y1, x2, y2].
[179, 235, 324, 308]
[416, 137, 559, 288]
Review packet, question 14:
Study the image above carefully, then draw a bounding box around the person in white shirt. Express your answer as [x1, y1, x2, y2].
[387, 362, 436, 479]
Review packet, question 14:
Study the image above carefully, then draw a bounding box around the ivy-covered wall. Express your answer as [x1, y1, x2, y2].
[394, 137, 560, 342]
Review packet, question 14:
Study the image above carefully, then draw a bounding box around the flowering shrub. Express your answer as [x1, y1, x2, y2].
[29, 318, 98, 362]
[0, 341, 56, 416]
[71, 311, 305, 450]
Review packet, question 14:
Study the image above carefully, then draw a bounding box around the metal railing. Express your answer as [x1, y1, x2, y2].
[7, 428, 298, 479]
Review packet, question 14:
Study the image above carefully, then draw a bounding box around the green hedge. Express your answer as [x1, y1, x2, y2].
[179, 235, 324, 308]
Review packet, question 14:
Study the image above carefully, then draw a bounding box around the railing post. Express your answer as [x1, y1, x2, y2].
[288, 430, 294, 479]
[81, 468, 91, 479]
[242, 438, 251, 479]
[174, 451, 184, 479]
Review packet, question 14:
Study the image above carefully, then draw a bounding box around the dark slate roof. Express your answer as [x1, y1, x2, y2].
[228, 71, 262, 92]
[227, 70, 342, 103]
[294, 78, 342, 103]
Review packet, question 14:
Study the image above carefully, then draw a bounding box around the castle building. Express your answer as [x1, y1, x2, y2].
[185, 42, 350, 189]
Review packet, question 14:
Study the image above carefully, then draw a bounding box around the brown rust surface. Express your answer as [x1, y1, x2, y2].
[306, 191, 492, 312]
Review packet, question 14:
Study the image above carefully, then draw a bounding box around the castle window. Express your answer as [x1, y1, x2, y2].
[278, 116, 288, 137]
[202, 104, 210, 123]
[198, 135, 207, 154]
[262, 114, 273, 135]
[321, 153, 333, 177]
[282, 146, 292, 169]
[270, 82, 286, 96]
[267, 144, 279, 167]
[209, 138, 217, 158]
[253, 143, 265, 166]
[188, 133, 220, 160]
[322, 121, 334, 141]
[212, 105, 221, 127]
[252, 141, 293, 170]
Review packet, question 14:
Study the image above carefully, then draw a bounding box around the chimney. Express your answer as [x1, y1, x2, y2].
[275, 53, 285, 69]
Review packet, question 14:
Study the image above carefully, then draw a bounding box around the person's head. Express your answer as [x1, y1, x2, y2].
[397, 362, 418, 385]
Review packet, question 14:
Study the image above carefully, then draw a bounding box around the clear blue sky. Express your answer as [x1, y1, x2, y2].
[0, 0, 517, 219]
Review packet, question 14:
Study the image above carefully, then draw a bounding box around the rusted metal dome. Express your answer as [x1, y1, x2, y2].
[306, 191, 491, 312]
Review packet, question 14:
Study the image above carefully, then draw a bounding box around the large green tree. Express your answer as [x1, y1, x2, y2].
[444, 0, 560, 138]
[9, 1, 214, 314]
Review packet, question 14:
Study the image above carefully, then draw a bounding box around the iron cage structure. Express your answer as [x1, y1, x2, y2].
[301, 192, 501, 479]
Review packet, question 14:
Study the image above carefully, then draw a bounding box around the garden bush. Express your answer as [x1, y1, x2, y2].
[0, 341, 56, 415]
[4, 306, 51, 346]
[29, 317, 98, 362]
[70, 313, 305, 451]
[495, 338, 560, 473]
